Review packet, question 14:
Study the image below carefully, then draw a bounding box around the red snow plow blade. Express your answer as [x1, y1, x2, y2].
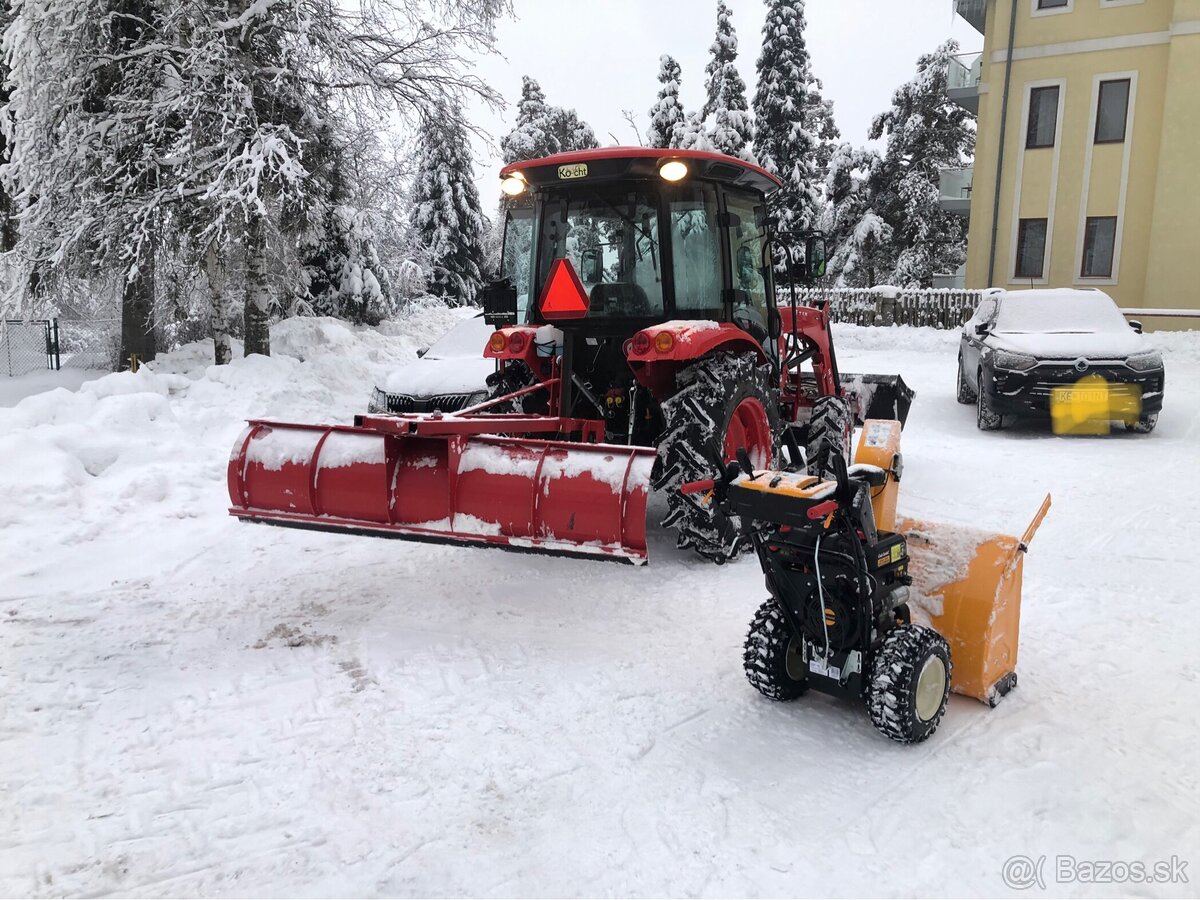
[228, 419, 656, 564]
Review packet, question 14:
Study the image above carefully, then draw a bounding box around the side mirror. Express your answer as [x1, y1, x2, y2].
[1128, 319, 1143, 334]
[416, 347, 429, 359]
[580, 248, 603, 284]
[804, 234, 827, 280]
[975, 322, 991, 337]
[480, 278, 518, 327]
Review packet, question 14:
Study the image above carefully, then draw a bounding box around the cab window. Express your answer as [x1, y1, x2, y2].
[536, 188, 664, 319]
[724, 191, 772, 339]
[668, 183, 722, 318]
[500, 203, 535, 323]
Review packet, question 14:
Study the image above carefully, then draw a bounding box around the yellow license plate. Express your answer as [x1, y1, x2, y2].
[1057, 389, 1107, 403]
[558, 163, 588, 180]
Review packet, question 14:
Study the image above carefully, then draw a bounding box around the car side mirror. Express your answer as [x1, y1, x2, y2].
[416, 347, 428, 359]
[1128, 319, 1143, 334]
[480, 278, 518, 327]
[975, 322, 991, 336]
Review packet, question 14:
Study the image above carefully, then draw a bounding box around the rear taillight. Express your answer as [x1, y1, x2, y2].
[507, 331, 528, 354]
[654, 332, 675, 354]
[631, 332, 651, 354]
[488, 332, 507, 353]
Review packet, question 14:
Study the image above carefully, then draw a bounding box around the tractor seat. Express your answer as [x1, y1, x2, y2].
[590, 282, 651, 315]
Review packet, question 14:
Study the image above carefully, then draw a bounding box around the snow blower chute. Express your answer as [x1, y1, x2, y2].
[227, 148, 916, 564]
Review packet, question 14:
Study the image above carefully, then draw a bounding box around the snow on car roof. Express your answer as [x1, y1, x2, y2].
[994, 289, 1128, 334]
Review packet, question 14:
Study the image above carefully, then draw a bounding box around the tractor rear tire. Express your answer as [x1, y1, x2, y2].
[866, 625, 952, 744]
[804, 395, 852, 477]
[654, 351, 780, 561]
[744, 600, 809, 701]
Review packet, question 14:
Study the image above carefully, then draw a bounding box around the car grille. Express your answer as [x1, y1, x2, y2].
[369, 388, 480, 415]
[993, 363, 1164, 409]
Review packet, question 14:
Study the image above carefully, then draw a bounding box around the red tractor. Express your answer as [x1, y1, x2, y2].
[227, 148, 912, 564]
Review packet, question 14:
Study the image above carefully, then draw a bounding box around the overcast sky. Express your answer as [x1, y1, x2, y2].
[464, 0, 982, 204]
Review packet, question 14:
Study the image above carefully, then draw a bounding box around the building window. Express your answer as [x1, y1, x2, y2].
[1026, 86, 1060, 148]
[1015, 219, 1048, 279]
[1038, 0, 1068, 7]
[1081, 217, 1118, 278]
[1095, 79, 1131, 143]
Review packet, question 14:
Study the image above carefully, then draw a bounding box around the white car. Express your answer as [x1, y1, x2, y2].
[369, 314, 496, 414]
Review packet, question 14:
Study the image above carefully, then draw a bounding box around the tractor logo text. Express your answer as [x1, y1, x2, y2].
[558, 163, 588, 180]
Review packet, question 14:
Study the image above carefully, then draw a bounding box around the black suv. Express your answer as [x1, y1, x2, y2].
[957, 289, 1164, 433]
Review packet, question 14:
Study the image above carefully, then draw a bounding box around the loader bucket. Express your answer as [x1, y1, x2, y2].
[228, 421, 657, 564]
[841, 373, 915, 427]
[899, 495, 1052, 705]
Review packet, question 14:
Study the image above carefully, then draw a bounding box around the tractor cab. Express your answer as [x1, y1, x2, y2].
[490, 149, 824, 338]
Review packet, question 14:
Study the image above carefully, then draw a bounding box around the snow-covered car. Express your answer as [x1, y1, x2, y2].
[957, 288, 1164, 433]
[368, 313, 495, 414]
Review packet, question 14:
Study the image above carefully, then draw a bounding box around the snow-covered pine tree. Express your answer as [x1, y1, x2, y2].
[867, 40, 975, 287]
[647, 55, 685, 150]
[700, 0, 754, 160]
[409, 103, 487, 304]
[752, 0, 821, 234]
[822, 143, 891, 287]
[500, 76, 598, 164]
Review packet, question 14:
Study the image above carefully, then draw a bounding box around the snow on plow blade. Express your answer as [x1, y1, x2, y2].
[227, 421, 657, 564]
[900, 496, 1052, 705]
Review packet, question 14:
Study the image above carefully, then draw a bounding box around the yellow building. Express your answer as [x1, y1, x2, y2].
[945, 0, 1200, 325]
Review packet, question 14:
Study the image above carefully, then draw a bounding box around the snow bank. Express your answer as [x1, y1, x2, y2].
[831, 321, 960, 354]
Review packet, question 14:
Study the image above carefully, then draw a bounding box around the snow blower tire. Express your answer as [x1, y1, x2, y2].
[867, 625, 952, 744]
[744, 600, 809, 701]
[654, 351, 780, 561]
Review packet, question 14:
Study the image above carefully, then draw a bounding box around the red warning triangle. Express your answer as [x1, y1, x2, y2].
[538, 257, 590, 320]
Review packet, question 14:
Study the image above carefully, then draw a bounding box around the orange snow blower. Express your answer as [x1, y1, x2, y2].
[228, 148, 914, 565]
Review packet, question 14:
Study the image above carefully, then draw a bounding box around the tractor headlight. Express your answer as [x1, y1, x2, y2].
[1125, 350, 1163, 372]
[500, 174, 526, 196]
[991, 349, 1038, 372]
[658, 160, 689, 182]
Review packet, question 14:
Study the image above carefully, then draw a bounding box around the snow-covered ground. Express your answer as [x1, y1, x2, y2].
[2, 312, 1197, 897]
[0, 369, 106, 408]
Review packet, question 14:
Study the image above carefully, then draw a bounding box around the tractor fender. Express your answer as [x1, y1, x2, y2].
[483, 326, 541, 365]
[626, 321, 767, 399]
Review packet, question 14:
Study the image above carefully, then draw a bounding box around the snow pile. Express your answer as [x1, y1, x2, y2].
[832, 321, 960, 354]
[0, 308, 473, 590]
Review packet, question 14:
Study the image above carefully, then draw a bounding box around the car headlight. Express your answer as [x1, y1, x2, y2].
[368, 386, 389, 414]
[1125, 350, 1163, 372]
[991, 349, 1038, 371]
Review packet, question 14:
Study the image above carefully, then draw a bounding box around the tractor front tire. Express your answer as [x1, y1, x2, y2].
[804, 395, 852, 477]
[744, 600, 809, 701]
[867, 625, 952, 744]
[654, 351, 779, 561]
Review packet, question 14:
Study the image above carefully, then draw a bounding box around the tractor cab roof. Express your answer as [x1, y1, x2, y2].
[500, 147, 782, 196]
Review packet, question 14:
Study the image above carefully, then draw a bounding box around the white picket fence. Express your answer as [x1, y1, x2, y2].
[782, 287, 984, 330]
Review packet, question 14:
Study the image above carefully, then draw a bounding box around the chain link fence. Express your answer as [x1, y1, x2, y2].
[2, 320, 60, 376]
[57, 318, 120, 371]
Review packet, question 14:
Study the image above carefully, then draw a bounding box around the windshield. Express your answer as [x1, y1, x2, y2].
[994, 291, 1128, 334]
[536, 188, 664, 319]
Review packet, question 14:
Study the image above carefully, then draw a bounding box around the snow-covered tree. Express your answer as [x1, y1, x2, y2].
[647, 55, 685, 150]
[500, 76, 598, 164]
[867, 40, 975, 287]
[822, 143, 891, 287]
[700, 1, 754, 160]
[410, 104, 487, 304]
[752, 0, 821, 233]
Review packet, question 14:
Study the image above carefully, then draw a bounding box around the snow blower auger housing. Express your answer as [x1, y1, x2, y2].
[698, 420, 1050, 742]
[228, 148, 914, 564]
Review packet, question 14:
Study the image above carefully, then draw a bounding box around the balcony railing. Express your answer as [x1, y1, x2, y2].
[939, 166, 973, 216]
[947, 52, 983, 114]
[955, 0, 987, 33]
